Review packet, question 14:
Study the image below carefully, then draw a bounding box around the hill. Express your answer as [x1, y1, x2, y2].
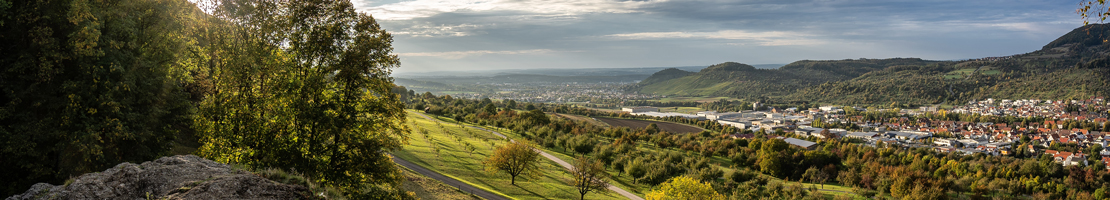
[633, 24, 1110, 107]
[638, 68, 695, 85]
[632, 59, 934, 99]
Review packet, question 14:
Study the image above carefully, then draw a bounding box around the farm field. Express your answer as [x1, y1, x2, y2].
[552, 113, 609, 127]
[395, 110, 630, 200]
[594, 117, 703, 133]
[655, 96, 734, 103]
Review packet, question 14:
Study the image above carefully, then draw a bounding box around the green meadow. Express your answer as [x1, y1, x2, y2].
[393, 110, 630, 200]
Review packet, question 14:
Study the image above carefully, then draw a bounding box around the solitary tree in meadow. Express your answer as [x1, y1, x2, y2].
[571, 157, 610, 200]
[484, 140, 541, 185]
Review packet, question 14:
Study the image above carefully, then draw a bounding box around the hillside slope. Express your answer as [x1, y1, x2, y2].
[634, 24, 1110, 106]
[634, 59, 935, 99]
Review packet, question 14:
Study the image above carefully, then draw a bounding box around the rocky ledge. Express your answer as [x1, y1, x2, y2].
[6, 155, 312, 200]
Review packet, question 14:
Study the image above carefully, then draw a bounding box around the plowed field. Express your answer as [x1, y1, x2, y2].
[594, 117, 703, 133]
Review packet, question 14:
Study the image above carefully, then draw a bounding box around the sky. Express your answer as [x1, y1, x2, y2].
[350, 0, 1087, 73]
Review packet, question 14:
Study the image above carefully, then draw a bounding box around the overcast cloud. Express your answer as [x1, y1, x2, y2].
[351, 0, 1084, 73]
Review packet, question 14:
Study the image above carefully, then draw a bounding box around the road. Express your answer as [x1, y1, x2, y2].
[392, 155, 510, 200]
[409, 111, 645, 200]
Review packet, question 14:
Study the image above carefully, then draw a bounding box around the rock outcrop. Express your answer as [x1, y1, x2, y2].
[6, 155, 313, 200]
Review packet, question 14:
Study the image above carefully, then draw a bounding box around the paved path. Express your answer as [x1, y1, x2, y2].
[392, 155, 510, 200]
[409, 111, 645, 200]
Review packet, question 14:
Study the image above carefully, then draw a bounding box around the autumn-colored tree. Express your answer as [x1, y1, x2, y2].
[571, 156, 610, 200]
[645, 176, 726, 200]
[484, 140, 542, 185]
[1080, 0, 1110, 24]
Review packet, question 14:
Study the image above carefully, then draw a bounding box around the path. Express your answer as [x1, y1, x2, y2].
[392, 155, 510, 200]
[410, 111, 645, 200]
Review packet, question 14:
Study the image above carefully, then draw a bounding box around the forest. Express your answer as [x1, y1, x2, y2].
[0, 0, 413, 198]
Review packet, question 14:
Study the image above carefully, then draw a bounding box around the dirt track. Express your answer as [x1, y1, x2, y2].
[594, 117, 703, 133]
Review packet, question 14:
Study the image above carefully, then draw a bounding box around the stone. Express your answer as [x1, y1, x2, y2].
[5, 155, 312, 200]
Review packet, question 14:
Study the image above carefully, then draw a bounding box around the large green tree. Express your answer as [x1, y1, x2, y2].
[190, 0, 410, 198]
[0, 0, 196, 195]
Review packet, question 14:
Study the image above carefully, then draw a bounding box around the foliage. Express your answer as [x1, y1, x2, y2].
[644, 176, 725, 200]
[189, 0, 410, 198]
[571, 156, 610, 200]
[0, 0, 196, 195]
[1079, 0, 1110, 24]
[484, 140, 542, 185]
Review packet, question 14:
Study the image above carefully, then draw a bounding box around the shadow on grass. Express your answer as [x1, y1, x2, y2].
[513, 183, 545, 198]
[609, 175, 639, 193]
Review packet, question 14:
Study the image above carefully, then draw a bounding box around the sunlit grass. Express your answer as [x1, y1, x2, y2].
[394, 110, 629, 200]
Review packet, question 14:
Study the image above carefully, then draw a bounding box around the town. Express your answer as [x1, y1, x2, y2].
[621, 97, 1110, 168]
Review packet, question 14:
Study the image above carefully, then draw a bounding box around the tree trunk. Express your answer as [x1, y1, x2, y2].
[511, 175, 516, 185]
[581, 192, 586, 200]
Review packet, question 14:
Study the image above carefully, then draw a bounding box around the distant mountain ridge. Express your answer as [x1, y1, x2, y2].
[633, 24, 1110, 106]
[631, 58, 938, 98]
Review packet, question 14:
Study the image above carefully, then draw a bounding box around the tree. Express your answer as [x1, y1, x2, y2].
[521, 109, 551, 125]
[759, 139, 790, 177]
[571, 157, 610, 200]
[803, 167, 821, 184]
[484, 140, 542, 185]
[191, 0, 411, 198]
[645, 176, 726, 200]
[570, 135, 597, 156]
[626, 158, 647, 184]
[0, 0, 195, 195]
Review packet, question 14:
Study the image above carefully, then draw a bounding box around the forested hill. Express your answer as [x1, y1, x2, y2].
[630, 58, 941, 99]
[633, 24, 1110, 107]
[639, 68, 695, 85]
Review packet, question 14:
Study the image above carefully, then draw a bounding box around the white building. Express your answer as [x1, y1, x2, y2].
[784, 138, 818, 150]
[630, 111, 705, 120]
[622, 106, 659, 113]
[717, 119, 751, 129]
[698, 111, 743, 120]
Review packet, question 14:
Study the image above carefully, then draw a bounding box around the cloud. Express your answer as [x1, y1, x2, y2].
[605, 30, 824, 46]
[391, 23, 487, 37]
[356, 0, 667, 20]
[397, 49, 561, 59]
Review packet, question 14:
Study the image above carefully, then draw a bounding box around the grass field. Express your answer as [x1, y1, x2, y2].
[400, 168, 483, 200]
[480, 125, 652, 196]
[656, 96, 734, 103]
[395, 110, 630, 200]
